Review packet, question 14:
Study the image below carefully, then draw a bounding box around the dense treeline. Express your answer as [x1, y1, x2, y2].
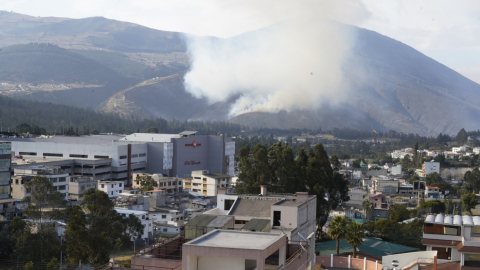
[0, 95, 244, 135]
[236, 142, 349, 234]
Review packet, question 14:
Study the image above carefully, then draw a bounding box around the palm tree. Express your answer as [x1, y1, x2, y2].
[347, 222, 365, 258]
[329, 216, 350, 255]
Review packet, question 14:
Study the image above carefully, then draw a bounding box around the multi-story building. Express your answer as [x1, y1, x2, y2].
[423, 214, 480, 268]
[68, 176, 97, 201]
[185, 170, 232, 196]
[98, 180, 124, 198]
[0, 141, 16, 220]
[13, 166, 69, 200]
[372, 176, 399, 194]
[3, 131, 235, 185]
[423, 161, 440, 176]
[132, 173, 183, 194]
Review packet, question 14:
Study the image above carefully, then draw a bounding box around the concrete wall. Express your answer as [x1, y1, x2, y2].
[316, 256, 382, 270]
[146, 142, 167, 175]
[131, 256, 181, 270]
[382, 251, 437, 269]
[197, 256, 245, 270]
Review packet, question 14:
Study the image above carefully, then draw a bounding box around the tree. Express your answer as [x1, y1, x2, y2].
[388, 204, 410, 222]
[135, 175, 158, 192]
[346, 222, 365, 258]
[362, 199, 373, 220]
[330, 155, 341, 171]
[23, 176, 66, 228]
[65, 189, 143, 265]
[462, 192, 478, 215]
[329, 216, 350, 255]
[24, 261, 34, 270]
[464, 168, 480, 193]
[457, 128, 468, 145]
[46, 257, 60, 270]
[146, 126, 158, 133]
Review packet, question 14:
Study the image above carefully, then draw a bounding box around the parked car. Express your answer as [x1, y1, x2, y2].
[26, 159, 36, 163]
[13, 155, 22, 159]
[11, 162, 17, 165]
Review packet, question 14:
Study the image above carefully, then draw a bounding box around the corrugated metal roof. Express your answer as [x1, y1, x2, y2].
[185, 215, 217, 227]
[241, 219, 270, 231]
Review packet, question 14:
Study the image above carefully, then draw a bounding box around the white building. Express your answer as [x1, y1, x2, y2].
[98, 180, 124, 198]
[423, 161, 440, 176]
[185, 170, 232, 196]
[149, 209, 184, 226]
[115, 208, 153, 240]
[390, 165, 402, 175]
[452, 146, 466, 154]
[473, 147, 480, 155]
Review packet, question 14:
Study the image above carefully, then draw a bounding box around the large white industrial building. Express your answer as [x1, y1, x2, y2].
[2, 131, 235, 185]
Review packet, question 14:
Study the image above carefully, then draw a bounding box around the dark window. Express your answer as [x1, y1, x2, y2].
[101, 184, 104, 188]
[273, 211, 282, 226]
[94, 155, 109, 159]
[119, 155, 127, 159]
[43, 153, 63, 157]
[15, 179, 18, 184]
[58, 177, 66, 182]
[19, 152, 37, 156]
[132, 154, 139, 158]
[432, 247, 451, 260]
[139, 153, 146, 157]
[224, 199, 235, 211]
[162, 215, 167, 219]
[119, 183, 122, 187]
[163, 228, 167, 232]
[70, 154, 88, 158]
[424, 223, 461, 236]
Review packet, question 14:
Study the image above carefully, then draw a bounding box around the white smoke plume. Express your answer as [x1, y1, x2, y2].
[183, 0, 370, 117]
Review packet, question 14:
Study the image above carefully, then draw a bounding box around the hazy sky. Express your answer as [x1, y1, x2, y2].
[1, 0, 480, 83]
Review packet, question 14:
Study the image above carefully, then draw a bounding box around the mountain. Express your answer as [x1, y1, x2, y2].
[0, 11, 186, 53]
[2, 11, 480, 135]
[190, 25, 480, 135]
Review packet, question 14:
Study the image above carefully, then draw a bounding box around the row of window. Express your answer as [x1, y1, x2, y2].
[100, 183, 123, 188]
[0, 159, 10, 168]
[18, 152, 111, 159]
[159, 181, 181, 187]
[120, 153, 147, 160]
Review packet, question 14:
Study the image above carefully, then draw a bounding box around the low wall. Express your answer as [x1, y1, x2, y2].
[316, 255, 381, 270]
[382, 251, 437, 269]
[131, 256, 182, 270]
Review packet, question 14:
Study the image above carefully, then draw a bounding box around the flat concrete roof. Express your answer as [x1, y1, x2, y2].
[120, 133, 180, 142]
[185, 229, 283, 250]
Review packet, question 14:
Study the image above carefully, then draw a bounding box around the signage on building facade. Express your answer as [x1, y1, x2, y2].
[185, 141, 201, 148]
[184, 161, 201, 165]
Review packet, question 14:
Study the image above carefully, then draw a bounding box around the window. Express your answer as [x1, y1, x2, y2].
[178, 181, 182, 185]
[432, 247, 451, 260]
[203, 178, 207, 180]
[15, 179, 18, 184]
[51, 178, 57, 183]
[94, 155, 109, 159]
[141, 215, 145, 219]
[132, 154, 138, 158]
[168, 182, 172, 186]
[163, 228, 167, 232]
[472, 226, 480, 237]
[111, 184, 114, 188]
[273, 211, 282, 226]
[101, 184, 104, 188]
[81, 186, 85, 191]
[111, 191, 113, 195]
[139, 153, 146, 157]
[59, 177, 66, 182]
[224, 199, 235, 211]
[0, 159, 10, 168]
[119, 183, 122, 187]
[162, 215, 167, 219]
[58, 185, 66, 190]
[19, 152, 37, 156]
[119, 155, 127, 159]
[43, 153, 63, 157]
[70, 154, 88, 158]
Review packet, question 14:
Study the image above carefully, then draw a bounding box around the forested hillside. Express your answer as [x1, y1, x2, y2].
[0, 95, 243, 135]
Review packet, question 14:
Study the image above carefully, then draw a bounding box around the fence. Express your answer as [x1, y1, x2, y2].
[316, 255, 382, 270]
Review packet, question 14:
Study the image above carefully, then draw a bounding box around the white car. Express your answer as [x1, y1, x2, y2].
[26, 159, 36, 163]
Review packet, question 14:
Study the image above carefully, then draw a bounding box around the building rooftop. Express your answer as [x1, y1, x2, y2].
[120, 133, 180, 142]
[241, 219, 270, 231]
[5, 135, 124, 145]
[202, 172, 231, 179]
[316, 236, 418, 259]
[229, 197, 280, 218]
[185, 229, 284, 250]
[114, 208, 148, 215]
[425, 214, 480, 226]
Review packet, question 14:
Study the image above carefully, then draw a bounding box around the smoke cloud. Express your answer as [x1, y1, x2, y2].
[183, 1, 370, 117]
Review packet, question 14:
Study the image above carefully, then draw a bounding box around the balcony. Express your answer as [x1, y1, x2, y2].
[203, 180, 207, 184]
[184, 184, 191, 188]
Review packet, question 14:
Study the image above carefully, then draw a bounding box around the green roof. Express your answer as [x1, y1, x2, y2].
[241, 219, 270, 231]
[185, 215, 217, 227]
[315, 236, 418, 259]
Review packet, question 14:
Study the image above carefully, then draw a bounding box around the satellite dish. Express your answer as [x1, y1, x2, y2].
[297, 232, 308, 242]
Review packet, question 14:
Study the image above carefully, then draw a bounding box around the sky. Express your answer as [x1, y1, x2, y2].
[1, 0, 480, 83]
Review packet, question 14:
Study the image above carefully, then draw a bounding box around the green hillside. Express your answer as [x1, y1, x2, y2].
[0, 43, 126, 84]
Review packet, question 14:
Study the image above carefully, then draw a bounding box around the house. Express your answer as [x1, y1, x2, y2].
[97, 180, 124, 198]
[68, 176, 97, 201]
[425, 186, 441, 199]
[423, 214, 480, 267]
[423, 161, 440, 176]
[13, 166, 69, 200]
